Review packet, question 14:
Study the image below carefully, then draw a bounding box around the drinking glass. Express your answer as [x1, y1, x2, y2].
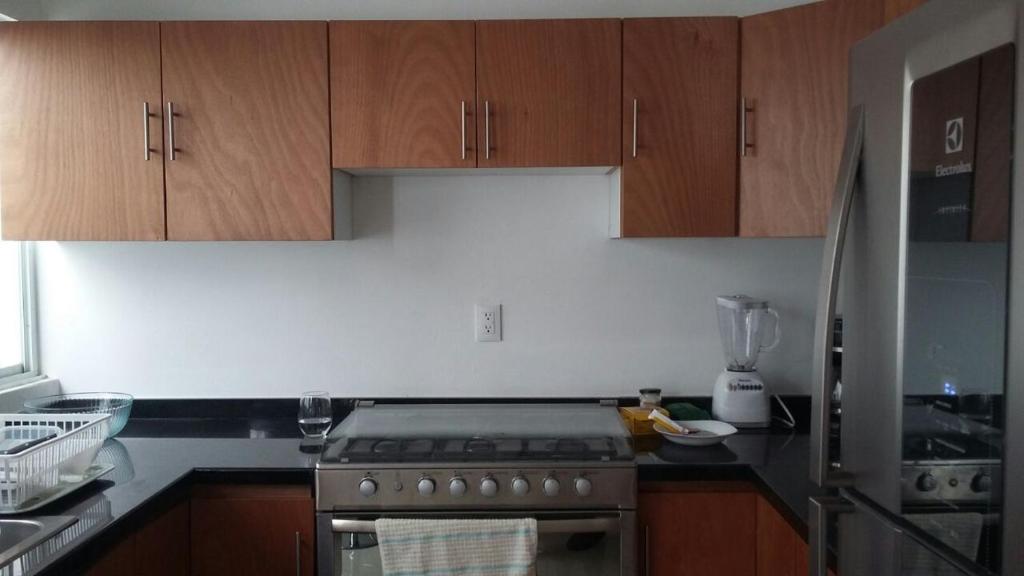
[298, 391, 332, 438]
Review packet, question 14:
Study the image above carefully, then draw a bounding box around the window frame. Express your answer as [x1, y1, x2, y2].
[0, 242, 39, 386]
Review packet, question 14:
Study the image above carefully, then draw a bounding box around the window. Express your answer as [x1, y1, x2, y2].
[0, 242, 37, 384]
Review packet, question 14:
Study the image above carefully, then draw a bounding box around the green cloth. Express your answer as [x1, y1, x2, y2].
[665, 402, 711, 421]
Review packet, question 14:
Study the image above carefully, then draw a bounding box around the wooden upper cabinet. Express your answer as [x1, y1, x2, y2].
[621, 18, 738, 237]
[476, 19, 621, 168]
[331, 21, 476, 169]
[161, 21, 332, 240]
[739, 0, 882, 237]
[0, 22, 165, 241]
[884, 0, 929, 23]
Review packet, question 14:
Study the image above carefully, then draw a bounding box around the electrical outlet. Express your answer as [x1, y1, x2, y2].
[475, 304, 501, 342]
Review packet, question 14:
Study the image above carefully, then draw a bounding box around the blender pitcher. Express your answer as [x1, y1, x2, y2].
[715, 295, 781, 372]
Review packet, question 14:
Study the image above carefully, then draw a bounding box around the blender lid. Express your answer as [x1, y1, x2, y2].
[716, 295, 770, 310]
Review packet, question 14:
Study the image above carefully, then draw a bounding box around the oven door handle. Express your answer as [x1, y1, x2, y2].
[331, 517, 619, 535]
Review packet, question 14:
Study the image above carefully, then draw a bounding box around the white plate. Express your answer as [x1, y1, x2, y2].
[653, 420, 738, 447]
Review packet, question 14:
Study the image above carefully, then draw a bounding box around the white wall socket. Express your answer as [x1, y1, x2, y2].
[475, 304, 502, 342]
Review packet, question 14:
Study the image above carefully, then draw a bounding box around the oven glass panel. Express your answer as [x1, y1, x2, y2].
[330, 525, 621, 576]
[903, 43, 1014, 573]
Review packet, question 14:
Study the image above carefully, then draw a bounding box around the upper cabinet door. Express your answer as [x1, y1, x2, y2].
[331, 21, 476, 169]
[476, 19, 621, 168]
[739, 0, 881, 237]
[621, 18, 738, 237]
[162, 22, 332, 241]
[0, 22, 165, 241]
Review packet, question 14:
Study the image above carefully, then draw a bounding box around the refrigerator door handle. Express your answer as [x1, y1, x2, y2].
[810, 104, 865, 488]
[810, 490, 998, 576]
[809, 495, 855, 576]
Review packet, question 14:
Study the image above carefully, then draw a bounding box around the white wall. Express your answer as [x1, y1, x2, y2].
[16, 0, 825, 399]
[0, 0, 817, 21]
[38, 175, 823, 398]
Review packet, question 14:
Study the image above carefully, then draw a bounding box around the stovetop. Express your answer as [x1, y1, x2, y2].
[315, 403, 637, 511]
[319, 403, 634, 465]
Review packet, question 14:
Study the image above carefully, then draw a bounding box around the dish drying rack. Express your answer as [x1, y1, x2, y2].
[0, 414, 110, 514]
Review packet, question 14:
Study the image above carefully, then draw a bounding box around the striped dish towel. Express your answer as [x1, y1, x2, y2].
[375, 518, 538, 576]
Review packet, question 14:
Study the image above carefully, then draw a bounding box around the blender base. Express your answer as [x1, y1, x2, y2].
[711, 369, 771, 428]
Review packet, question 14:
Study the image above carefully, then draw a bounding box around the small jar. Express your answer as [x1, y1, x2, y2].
[639, 388, 662, 409]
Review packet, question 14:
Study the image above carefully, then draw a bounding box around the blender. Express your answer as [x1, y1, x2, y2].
[711, 295, 780, 428]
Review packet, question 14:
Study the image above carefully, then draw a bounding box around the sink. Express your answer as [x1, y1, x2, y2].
[0, 516, 76, 568]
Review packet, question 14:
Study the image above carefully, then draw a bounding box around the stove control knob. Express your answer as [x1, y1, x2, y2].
[574, 476, 593, 497]
[916, 473, 938, 492]
[417, 477, 436, 496]
[971, 473, 992, 493]
[480, 477, 499, 497]
[449, 477, 468, 498]
[358, 477, 378, 497]
[511, 476, 530, 496]
[543, 476, 560, 497]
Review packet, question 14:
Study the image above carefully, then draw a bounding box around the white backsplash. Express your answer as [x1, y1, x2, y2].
[36, 174, 823, 398]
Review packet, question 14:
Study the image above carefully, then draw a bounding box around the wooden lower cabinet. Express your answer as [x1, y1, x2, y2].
[639, 482, 758, 576]
[640, 484, 830, 576]
[190, 484, 315, 576]
[85, 498, 189, 576]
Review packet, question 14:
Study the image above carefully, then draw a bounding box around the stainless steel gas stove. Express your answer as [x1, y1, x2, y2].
[315, 402, 637, 576]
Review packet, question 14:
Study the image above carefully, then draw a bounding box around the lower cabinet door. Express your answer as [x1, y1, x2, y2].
[639, 483, 757, 576]
[190, 484, 315, 576]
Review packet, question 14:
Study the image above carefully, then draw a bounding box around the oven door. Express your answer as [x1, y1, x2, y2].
[316, 511, 636, 576]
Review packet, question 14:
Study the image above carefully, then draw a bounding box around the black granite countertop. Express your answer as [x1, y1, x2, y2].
[9, 418, 821, 575]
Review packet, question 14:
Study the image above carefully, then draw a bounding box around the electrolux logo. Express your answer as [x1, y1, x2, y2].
[945, 117, 964, 154]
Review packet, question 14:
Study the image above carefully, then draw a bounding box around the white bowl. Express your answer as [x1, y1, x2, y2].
[653, 420, 738, 447]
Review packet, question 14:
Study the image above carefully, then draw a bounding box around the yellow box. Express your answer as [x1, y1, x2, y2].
[619, 406, 668, 437]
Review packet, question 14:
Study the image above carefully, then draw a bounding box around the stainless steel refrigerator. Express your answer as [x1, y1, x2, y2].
[810, 1, 1023, 575]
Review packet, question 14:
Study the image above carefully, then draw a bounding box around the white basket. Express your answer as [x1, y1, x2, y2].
[0, 414, 111, 514]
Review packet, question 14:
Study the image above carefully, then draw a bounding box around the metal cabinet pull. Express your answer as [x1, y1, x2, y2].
[632, 98, 639, 159]
[295, 531, 301, 576]
[461, 101, 467, 161]
[143, 102, 155, 161]
[643, 524, 650, 576]
[740, 98, 754, 157]
[484, 100, 491, 160]
[166, 102, 177, 161]
[808, 496, 854, 576]
[810, 105, 864, 488]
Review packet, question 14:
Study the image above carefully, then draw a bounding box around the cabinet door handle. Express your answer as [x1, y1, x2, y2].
[643, 524, 650, 576]
[632, 98, 639, 159]
[461, 100, 467, 161]
[166, 102, 178, 161]
[295, 531, 301, 576]
[740, 97, 754, 157]
[484, 100, 491, 160]
[143, 102, 155, 161]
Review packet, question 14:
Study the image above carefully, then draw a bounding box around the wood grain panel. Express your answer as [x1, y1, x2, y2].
[757, 495, 802, 576]
[0, 22, 165, 240]
[622, 18, 738, 237]
[476, 19, 621, 167]
[85, 536, 136, 576]
[162, 22, 332, 240]
[739, 0, 883, 237]
[191, 485, 314, 576]
[331, 21, 476, 168]
[639, 489, 757, 576]
[884, 0, 928, 23]
[134, 498, 189, 576]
